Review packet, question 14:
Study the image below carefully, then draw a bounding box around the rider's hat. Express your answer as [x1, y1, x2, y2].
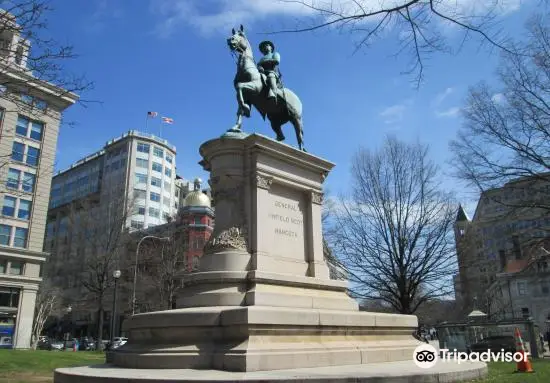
[259, 40, 275, 53]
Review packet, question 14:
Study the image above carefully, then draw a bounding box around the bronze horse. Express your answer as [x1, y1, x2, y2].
[227, 25, 305, 151]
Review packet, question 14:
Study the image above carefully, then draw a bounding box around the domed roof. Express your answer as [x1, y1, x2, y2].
[183, 178, 211, 208]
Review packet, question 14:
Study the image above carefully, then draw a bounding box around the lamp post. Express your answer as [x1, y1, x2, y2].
[132, 236, 170, 315]
[110, 270, 121, 344]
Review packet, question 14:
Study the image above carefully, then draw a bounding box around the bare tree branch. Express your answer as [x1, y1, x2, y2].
[269, 0, 521, 85]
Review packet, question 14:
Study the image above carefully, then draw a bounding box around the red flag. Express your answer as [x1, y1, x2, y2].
[147, 111, 158, 118]
[161, 116, 174, 124]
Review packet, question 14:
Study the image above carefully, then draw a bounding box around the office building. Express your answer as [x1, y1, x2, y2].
[0, 11, 78, 348]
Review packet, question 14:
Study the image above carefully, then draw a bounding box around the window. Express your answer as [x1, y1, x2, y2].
[135, 173, 147, 184]
[111, 160, 119, 171]
[18, 200, 31, 220]
[151, 177, 161, 187]
[22, 172, 35, 192]
[136, 158, 148, 168]
[148, 207, 160, 218]
[194, 217, 201, 224]
[0, 287, 19, 308]
[165, 154, 173, 163]
[9, 261, 23, 275]
[163, 197, 170, 207]
[163, 212, 171, 221]
[15, 116, 44, 141]
[137, 206, 146, 215]
[0, 225, 10, 246]
[137, 142, 150, 153]
[152, 162, 162, 173]
[521, 307, 530, 318]
[30, 121, 43, 141]
[11, 142, 24, 162]
[15, 116, 28, 136]
[13, 227, 27, 248]
[164, 181, 171, 191]
[131, 220, 144, 230]
[0, 260, 5, 273]
[150, 192, 160, 202]
[165, 168, 172, 177]
[153, 147, 163, 158]
[2, 196, 15, 217]
[26, 146, 40, 166]
[517, 281, 527, 296]
[134, 189, 146, 200]
[6, 168, 20, 189]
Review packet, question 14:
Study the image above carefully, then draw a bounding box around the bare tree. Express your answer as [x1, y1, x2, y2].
[31, 280, 62, 349]
[135, 223, 191, 312]
[52, 189, 134, 345]
[274, 0, 520, 85]
[329, 136, 457, 314]
[450, 14, 550, 212]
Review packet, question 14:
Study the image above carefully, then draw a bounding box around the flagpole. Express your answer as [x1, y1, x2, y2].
[159, 118, 163, 138]
[145, 113, 149, 133]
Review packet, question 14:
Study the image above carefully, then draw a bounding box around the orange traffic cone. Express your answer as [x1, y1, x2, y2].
[514, 327, 534, 373]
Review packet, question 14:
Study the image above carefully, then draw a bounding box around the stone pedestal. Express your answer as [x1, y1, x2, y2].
[106, 133, 421, 372]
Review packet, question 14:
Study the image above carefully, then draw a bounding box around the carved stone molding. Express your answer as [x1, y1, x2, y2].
[255, 174, 273, 190]
[320, 171, 329, 182]
[311, 191, 323, 205]
[204, 226, 248, 253]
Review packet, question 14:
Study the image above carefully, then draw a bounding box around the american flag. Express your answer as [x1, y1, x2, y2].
[161, 116, 174, 124]
[147, 111, 158, 118]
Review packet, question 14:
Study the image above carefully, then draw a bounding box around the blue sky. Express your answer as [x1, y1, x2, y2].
[44, 0, 538, 215]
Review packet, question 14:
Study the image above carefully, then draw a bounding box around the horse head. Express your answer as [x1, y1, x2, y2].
[227, 24, 253, 58]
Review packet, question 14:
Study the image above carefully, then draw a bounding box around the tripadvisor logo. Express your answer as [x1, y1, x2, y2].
[413, 344, 438, 369]
[413, 343, 530, 369]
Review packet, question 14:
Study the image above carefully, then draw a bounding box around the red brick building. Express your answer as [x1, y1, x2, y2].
[177, 178, 214, 271]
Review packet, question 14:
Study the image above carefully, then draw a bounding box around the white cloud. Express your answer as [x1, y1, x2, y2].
[435, 106, 461, 118]
[431, 87, 454, 107]
[491, 93, 505, 104]
[149, 0, 524, 38]
[150, 0, 315, 37]
[380, 99, 412, 124]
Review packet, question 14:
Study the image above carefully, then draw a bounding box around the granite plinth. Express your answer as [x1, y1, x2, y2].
[111, 305, 419, 372]
[54, 360, 488, 383]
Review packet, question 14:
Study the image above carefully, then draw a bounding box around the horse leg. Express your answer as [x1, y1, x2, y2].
[236, 84, 250, 117]
[291, 116, 306, 152]
[230, 107, 243, 132]
[270, 121, 285, 141]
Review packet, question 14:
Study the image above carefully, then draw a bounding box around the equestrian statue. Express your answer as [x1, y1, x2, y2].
[227, 25, 305, 151]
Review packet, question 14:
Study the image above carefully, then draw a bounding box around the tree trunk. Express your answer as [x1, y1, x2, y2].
[96, 307, 104, 349]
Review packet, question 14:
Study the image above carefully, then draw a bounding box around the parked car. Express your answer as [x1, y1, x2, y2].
[0, 336, 12, 349]
[107, 337, 128, 350]
[467, 335, 516, 354]
[50, 340, 64, 351]
[79, 337, 96, 351]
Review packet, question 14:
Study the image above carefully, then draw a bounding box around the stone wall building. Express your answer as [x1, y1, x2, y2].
[43, 131, 177, 338]
[0, 12, 77, 348]
[454, 175, 550, 318]
[486, 245, 550, 330]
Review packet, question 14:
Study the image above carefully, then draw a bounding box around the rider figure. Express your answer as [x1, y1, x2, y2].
[257, 41, 280, 99]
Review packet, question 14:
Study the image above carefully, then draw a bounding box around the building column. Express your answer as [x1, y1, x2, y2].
[13, 286, 38, 349]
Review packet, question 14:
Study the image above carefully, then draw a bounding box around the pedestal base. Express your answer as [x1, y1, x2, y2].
[54, 360, 488, 383]
[109, 305, 419, 372]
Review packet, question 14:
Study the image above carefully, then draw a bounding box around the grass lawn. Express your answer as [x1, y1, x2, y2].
[475, 359, 550, 382]
[0, 349, 104, 383]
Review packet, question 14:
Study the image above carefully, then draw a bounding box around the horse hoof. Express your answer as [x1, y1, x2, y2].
[276, 135, 285, 141]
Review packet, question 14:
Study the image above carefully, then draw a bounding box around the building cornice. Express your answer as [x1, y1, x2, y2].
[0, 245, 47, 262]
[0, 65, 79, 110]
